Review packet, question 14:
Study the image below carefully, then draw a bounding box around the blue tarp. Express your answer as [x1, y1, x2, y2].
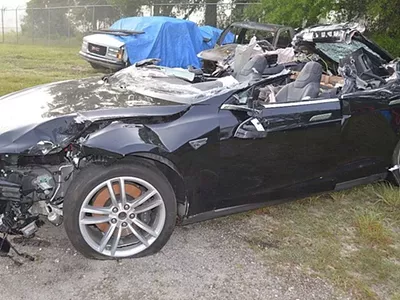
[199, 25, 235, 46]
[110, 16, 222, 68]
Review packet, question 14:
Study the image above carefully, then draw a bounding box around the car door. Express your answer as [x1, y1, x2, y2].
[217, 87, 343, 208]
[335, 89, 400, 184]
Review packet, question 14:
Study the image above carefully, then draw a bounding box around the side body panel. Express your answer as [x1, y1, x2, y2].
[216, 99, 342, 208]
[338, 83, 400, 182]
[81, 81, 400, 221]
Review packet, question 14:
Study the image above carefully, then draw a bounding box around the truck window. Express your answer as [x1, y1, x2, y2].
[276, 29, 292, 48]
[238, 29, 275, 44]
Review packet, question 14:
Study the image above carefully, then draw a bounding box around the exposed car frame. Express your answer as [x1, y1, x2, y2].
[292, 23, 394, 75]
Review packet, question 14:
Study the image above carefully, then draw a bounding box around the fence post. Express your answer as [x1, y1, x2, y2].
[67, 13, 71, 44]
[32, 8, 35, 44]
[47, 8, 50, 45]
[229, 2, 233, 24]
[67, 1, 71, 44]
[1, 8, 4, 43]
[15, 7, 19, 44]
[92, 6, 96, 30]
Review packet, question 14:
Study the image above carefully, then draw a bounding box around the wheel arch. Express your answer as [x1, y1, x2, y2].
[79, 122, 193, 219]
[81, 141, 188, 218]
[123, 153, 188, 219]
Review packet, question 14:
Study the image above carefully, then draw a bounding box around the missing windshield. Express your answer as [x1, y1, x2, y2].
[316, 40, 381, 63]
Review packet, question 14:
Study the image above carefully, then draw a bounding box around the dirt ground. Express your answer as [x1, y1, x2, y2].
[0, 217, 349, 300]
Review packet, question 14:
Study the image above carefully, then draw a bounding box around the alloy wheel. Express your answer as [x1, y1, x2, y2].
[78, 176, 166, 257]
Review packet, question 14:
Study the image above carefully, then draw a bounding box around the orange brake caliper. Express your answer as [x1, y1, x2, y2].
[92, 183, 142, 232]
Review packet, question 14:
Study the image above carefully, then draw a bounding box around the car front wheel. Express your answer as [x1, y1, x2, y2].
[63, 161, 177, 260]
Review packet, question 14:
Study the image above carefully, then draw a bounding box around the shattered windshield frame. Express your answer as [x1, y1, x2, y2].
[108, 65, 241, 104]
[315, 40, 382, 63]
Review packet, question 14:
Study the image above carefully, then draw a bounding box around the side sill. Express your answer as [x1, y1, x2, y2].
[180, 199, 290, 225]
[181, 172, 388, 225]
[334, 173, 387, 191]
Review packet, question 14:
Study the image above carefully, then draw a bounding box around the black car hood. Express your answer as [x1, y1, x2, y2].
[0, 78, 189, 154]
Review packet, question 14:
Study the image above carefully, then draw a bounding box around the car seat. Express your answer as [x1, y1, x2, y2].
[275, 61, 322, 102]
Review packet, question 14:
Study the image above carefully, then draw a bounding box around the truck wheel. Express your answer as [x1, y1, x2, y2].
[63, 162, 177, 260]
[89, 62, 104, 70]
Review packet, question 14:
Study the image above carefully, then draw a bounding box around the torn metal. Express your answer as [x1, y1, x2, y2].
[292, 22, 366, 44]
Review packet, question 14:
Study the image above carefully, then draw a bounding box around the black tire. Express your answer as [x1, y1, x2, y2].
[63, 161, 177, 260]
[389, 141, 400, 186]
[89, 62, 104, 70]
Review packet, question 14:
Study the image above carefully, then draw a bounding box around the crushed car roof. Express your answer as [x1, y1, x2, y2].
[293, 22, 366, 43]
[228, 21, 292, 32]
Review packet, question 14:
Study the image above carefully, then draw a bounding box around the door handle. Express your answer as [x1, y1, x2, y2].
[309, 113, 332, 122]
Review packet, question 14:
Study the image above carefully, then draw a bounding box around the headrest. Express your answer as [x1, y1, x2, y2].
[235, 54, 267, 82]
[294, 61, 322, 88]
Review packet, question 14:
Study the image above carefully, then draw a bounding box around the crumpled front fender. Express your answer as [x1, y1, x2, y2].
[82, 121, 169, 157]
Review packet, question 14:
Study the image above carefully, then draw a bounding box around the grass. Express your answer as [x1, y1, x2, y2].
[355, 210, 392, 246]
[1, 43, 400, 299]
[238, 186, 400, 299]
[1, 31, 84, 47]
[371, 183, 400, 209]
[0, 43, 101, 96]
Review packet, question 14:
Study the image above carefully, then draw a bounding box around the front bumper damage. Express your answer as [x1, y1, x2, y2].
[0, 103, 91, 238]
[0, 79, 189, 249]
[79, 50, 125, 70]
[0, 155, 75, 238]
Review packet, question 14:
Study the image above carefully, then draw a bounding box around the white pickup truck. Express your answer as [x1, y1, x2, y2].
[79, 16, 226, 71]
[79, 30, 133, 70]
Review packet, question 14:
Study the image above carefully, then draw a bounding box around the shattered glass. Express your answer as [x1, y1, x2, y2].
[316, 40, 381, 63]
[109, 66, 241, 103]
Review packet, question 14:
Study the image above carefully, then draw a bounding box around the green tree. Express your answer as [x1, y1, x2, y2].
[72, 0, 121, 30]
[337, 0, 400, 55]
[245, 0, 334, 27]
[107, 0, 149, 16]
[21, 0, 74, 37]
[246, 0, 400, 56]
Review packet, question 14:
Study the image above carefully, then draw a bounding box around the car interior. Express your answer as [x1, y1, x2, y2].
[122, 36, 398, 106]
[230, 41, 400, 106]
[230, 54, 340, 105]
[128, 55, 339, 103]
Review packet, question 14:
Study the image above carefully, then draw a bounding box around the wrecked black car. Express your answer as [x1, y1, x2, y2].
[1, 25, 400, 259]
